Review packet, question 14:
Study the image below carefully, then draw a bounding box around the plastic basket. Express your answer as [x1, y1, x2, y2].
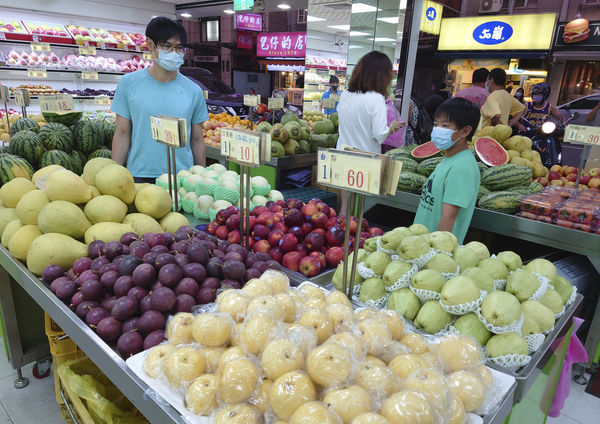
[280, 187, 337, 208]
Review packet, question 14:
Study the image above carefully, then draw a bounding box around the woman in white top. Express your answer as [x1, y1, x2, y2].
[336, 51, 404, 213]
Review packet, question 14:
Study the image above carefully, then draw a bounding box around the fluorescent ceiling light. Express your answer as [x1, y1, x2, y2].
[349, 45, 364, 49]
[307, 16, 325, 22]
[277, 4, 291, 9]
[352, 3, 379, 13]
[369, 37, 395, 42]
[328, 24, 350, 30]
[377, 17, 399, 24]
[180, 13, 192, 18]
[223, 9, 235, 14]
[350, 31, 370, 36]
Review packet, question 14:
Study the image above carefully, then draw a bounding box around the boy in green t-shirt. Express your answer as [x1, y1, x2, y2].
[413, 98, 481, 244]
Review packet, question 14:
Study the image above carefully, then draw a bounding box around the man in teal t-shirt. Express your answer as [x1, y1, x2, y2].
[111, 17, 209, 181]
[414, 98, 481, 243]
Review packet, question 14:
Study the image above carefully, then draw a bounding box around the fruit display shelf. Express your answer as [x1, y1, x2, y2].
[0, 35, 149, 54]
[0, 246, 182, 423]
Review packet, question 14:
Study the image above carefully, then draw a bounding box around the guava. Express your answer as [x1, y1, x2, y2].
[409, 223, 430, 236]
[496, 250, 523, 272]
[525, 258, 558, 282]
[332, 263, 364, 292]
[323, 385, 372, 424]
[436, 334, 484, 372]
[414, 300, 453, 334]
[460, 267, 494, 293]
[478, 258, 509, 280]
[464, 241, 490, 261]
[520, 314, 542, 336]
[551, 275, 573, 304]
[453, 313, 491, 346]
[411, 269, 445, 292]
[386, 288, 421, 321]
[453, 246, 479, 269]
[382, 260, 413, 288]
[486, 332, 528, 357]
[358, 278, 387, 304]
[261, 338, 304, 380]
[424, 253, 459, 274]
[507, 269, 541, 301]
[428, 231, 458, 253]
[380, 226, 413, 251]
[364, 251, 391, 275]
[540, 288, 563, 314]
[440, 276, 480, 305]
[449, 370, 485, 412]
[306, 343, 354, 387]
[398, 235, 430, 260]
[480, 291, 521, 327]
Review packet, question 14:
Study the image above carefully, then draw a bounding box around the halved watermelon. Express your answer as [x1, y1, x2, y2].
[474, 136, 509, 166]
[411, 141, 441, 162]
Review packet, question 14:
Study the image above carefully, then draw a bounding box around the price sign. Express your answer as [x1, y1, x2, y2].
[95, 96, 112, 106]
[243, 94, 259, 107]
[135, 45, 141, 52]
[328, 69, 336, 75]
[290, 91, 303, 106]
[143, 52, 153, 60]
[27, 68, 47, 78]
[99, 42, 106, 50]
[318, 148, 384, 195]
[318, 84, 326, 91]
[0, 86, 9, 100]
[150, 116, 181, 147]
[31, 42, 51, 52]
[0, 32, 6, 40]
[79, 46, 97, 55]
[81, 71, 99, 80]
[268, 97, 284, 110]
[39, 94, 73, 112]
[565, 125, 600, 146]
[221, 129, 261, 166]
[322, 97, 336, 110]
[14, 89, 30, 107]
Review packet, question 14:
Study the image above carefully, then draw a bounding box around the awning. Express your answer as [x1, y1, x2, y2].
[259, 59, 305, 72]
[551, 51, 600, 60]
[435, 51, 548, 59]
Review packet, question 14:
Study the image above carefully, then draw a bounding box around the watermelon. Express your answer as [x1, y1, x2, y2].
[103, 120, 116, 147]
[313, 119, 335, 135]
[386, 148, 413, 161]
[0, 145, 8, 154]
[8, 130, 44, 167]
[477, 162, 488, 174]
[70, 150, 86, 175]
[478, 191, 525, 214]
[477, 185, 491, 202]
[507, 182, 545, 195]
[88, 148, 112, 160]
[42, 111, 82, 127]
[398, 158, 418, 174]
[73, 118, 105, 154]
[417, 157, 444, 177]
[38, 122, 73, 153]
[0, 153, 34, 184]
[411, 141, 441, 162]
[474, 136, 509, 166]
[481, 164, 532, 191]
[9, 118, 39, 136]
[397, 172, 428, 193]
[40, 150, 74, 171]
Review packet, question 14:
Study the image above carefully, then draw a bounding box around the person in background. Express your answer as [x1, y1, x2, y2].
[413, 98, 481, 244]
[381, 99, 405, 153]
[404, 98, 420, 146]
[111, 17, 209, 183]
[514, 87, 526, 105]
[453, 67, 489, 109]
[321, 75, 340, 114]
[336, 51, 404, 213]
[480, 68, 525, 128]
[518, 83, 564, 131]
[436, 82, 451, 100]
[586, 102, 600, 124]
[505, 81, 514, 94]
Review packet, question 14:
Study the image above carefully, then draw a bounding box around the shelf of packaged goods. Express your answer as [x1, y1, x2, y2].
[7, 95, 113, 100]
[0, 246, 183, 424]
[0, 38, 147, 54]
[375, 190, 600, 260]
[0, 66, 125, 76]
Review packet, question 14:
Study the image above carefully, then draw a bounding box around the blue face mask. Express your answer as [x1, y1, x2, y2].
[431, 126, 461, 150]
[155, 49, 184, 71]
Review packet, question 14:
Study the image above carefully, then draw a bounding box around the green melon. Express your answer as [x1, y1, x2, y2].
[0, 154, 34, 184]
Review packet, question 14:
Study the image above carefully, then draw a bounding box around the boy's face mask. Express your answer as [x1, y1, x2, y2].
[431, 126, 463, 150]
[155, 49, 184, 71]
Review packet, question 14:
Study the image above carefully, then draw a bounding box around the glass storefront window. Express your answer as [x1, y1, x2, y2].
[558, 61, 600, 105]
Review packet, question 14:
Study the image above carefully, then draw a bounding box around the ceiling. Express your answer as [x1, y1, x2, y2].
[173, 0, 308, 19]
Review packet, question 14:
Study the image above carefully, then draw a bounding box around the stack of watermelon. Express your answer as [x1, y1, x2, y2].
[386, 141, 442, 193]
[0, 114, 115, 185]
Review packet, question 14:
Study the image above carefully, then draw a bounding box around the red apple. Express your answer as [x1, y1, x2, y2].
[550, 164, 562, 174]
[240, 215, 257, 232]
[226, 214, 240, 231]
[309, 251, 327, 269]
[253, 224, 270, 240]
[579, 175, 591, 185]
[368, 227, 384, 237]
[315, 202, 331, 217]
[537, 177, 549, 187]
[330, 208, 337, 217]
[301, 203, 319, 217]
[325, 226, 345, 247]
[269, 204, 283, 213]
[589, 168, 600, 177]
[273, 212, 284, 223]
[256, 211, 274, 227]
[588, 178, 600, 189]
[327, 216, 340, 228]
[282, 251, 302, 272]
[361, 218, 369, 230]
[311, 228, 326, 237]
[567, 166, 578, 176]
[284, 208, 304, 227]
[299, 256, 321, 277]
[326, 246, 345, 267]
[548, 171, 561, 181]
[227, 230, 241, 244]
[289, 226, 305, 241]
[279, 233, 298, 253]
[253, 206, 269, 217]
[296, 244, 309, 258]
[301, 222, 313, 236]
[267, 230, 285, 247]
[269, 246, 284, 263]
[287, 199, 304, 210]
[310, 211, 329, 229]
[276, 200, 287, 208]
[566, 173, 578, 182]
[206, 221, 219, 235]
[349, 218, 359, 235]
[253, 239, 271, 253]
[305, 232, 325, 251]
[272, 221, 288, 233]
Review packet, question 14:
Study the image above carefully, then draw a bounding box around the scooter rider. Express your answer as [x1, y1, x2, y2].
[517, 83, 564, 131]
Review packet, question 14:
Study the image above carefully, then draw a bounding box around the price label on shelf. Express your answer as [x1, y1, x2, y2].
[243, 94, 259, 107]
[143, 52, 153, 60]
[27, 68, 47, 78]
[135, 45, 141, 52]
[39, 94, 73, 112]
[0, 86, 9, 100]
[81, 71, 99, 80]
[79, 46, 97, 55]
[0, 33, 6, 40]
[328, 69, 336, 75]
[565, 124, 600, 146]
[14, 89, 30, 107]
[318, 84, 326, 91]
[268, 97, 284, 110]
[221, 129, 261, 166]
[150, 116, 181, 147]
[318, 149, 384, 195]
[99, 42, 106, 50]
[30, 42, 51, 52]
[95, 96, 112, 106]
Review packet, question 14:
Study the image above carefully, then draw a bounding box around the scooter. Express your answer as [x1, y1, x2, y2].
[518, 113, 578, 167]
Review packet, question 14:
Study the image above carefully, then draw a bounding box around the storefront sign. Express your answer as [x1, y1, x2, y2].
[256, 32, 306, 57]
[438, 13, 556, 50]
[234, 0, 254, 11]
[237, 32, 253, 50]
[194, 55, 219, 63]
[449, 58, 509, 71]
[420, 1, 443, 35]
[554, 20, 600, 49]
[236, 13, 262, 31]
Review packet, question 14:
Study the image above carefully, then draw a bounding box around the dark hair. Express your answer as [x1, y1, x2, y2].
[439, 82, 446, 89]
[146, 17, 187, 46]
[329, 76, 339, 85]
[424, 94, 445, 116]
[472, 68, 489, 84]
[434, 98, 481, 141]
[487, 68, 507, 87]
[348, 51, 393, 97]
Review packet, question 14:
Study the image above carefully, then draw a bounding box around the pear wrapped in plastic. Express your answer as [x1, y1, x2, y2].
[414, 300, 453, 334]
[143, 344, 175, 379]
[381, 390, 435, 424]
[322, 385, 372, 424]
[163, 346, 207, 388]
[435, 333, 485, 372]
[306, 343, 355, 387]
[185, 374, 218, 415]
[386, 288, 421, 320]
[216, 357, 259, 404]
[364, 251, 391, 276]
[270, 371, 317, 420]
[403, 368, 452, 410]
[449, 370, 486, 412]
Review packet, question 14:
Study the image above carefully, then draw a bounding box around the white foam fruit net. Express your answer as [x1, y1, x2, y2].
[565, 286, 577, 307]
[476, 309, 524, 335]
[385, 263, 418, 293]
[354, 294, 389, 310]
[493, 279, 507, 291]
[524, 333, 546, 353]
[403, 247, 437, 269]
[432, 248, 453, 257]
[487, 353, 531, 372]
[440, 290, 486, 315]
[441, 265, 460, 281]
[409, 286, 441, 302]
[357, 262, 380, 279]
[527, 273, 549, 302]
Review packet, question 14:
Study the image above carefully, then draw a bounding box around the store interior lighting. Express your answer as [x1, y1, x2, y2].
[223, 9, 235, 14]
[277, 4, 291, 9]
[180, 13, 192, 18]
[349, 31, 370, 36]
[307, 16, 325, 22]
[377, 17, 399, 24]
[352, 3, 379, 13]
[369, 37, 395, 42]
[328, 24, 350, 31]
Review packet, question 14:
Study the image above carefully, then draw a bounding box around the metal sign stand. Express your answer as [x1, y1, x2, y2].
[239, 164, 252, 249]
[165, 145, 178, 212]
[14, 89, 30, 118]
[341, 192, 366, 298]
[0, 87, 10, 131]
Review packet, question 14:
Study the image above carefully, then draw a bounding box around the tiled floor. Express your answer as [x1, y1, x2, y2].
[0, 338, 599, 423]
